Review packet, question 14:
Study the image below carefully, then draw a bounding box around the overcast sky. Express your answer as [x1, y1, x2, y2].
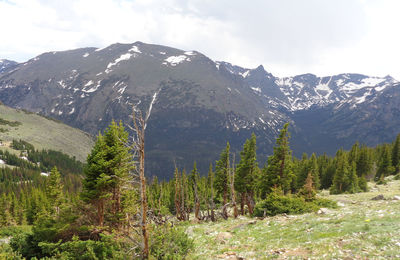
[1, 0, 400, 79]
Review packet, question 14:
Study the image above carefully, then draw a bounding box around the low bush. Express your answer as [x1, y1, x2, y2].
[253, 192, 336, 217]
[150, 224, 194, 259]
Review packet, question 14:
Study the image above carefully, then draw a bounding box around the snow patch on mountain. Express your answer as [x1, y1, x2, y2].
[83, 53, 90, 58]
[163, 55, 191, 66]
[129, 46, 142, 53]
[84, 80, 93, 87]
[184, 51, 196, 56]
[82, 80, 101, 93]
[106, 53, 133, 73]
[58, 80, 67, 89]
[251, 87, 261, 93]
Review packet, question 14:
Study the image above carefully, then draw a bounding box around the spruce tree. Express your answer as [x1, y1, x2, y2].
[235, 133, 257, 215]
[214, 143, 230, 207]
[189, 162, 201, 220]
[46, 166, 63, 215]
[357, 144, 372, 177]
[309, 153, 320, 190]
[259, 123, 295, 197]
[392, 133, 400, 174]
[375, 145, 395, 181]
[207, 163, 216, 221]
[81, 120, 131, 228]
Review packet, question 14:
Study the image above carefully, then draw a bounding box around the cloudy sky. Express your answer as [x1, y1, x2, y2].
[1, 0, 400, 78]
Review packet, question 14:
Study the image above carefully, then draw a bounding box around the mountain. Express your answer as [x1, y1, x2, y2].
[0, 59, 18, 75]
[0, 103, 94, 162]
[0, 42, 399, 177]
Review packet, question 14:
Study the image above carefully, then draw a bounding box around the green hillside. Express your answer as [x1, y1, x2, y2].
[0, 104, 94, 162]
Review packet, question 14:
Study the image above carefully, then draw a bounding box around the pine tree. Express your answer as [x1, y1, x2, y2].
[207, 163, 216, 222]
[81, 132, 108, 227]
[330, 150, 350, 194]
[392, 133, 400, 174]
[46, 166, 63, 215]
[80, 121, 131, 228]
[375, 144, 395, 181]
[214, 143, 230, 209]
[309, 153, 320, 190]
[357, 144, 372, 177]
[235, 133, 257, 215]
[259, 123, 295, 197]
[189, 162, 201, 220]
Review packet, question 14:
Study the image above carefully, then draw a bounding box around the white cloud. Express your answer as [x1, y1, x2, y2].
[0, 0, 400, 79]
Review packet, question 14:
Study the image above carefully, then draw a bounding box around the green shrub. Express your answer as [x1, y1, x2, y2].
[253, 192, 317, 217]
[150, 224, 194, 260]
[39, 235, 128, 260]
[0, 226, 30, 238]
[0, 243, 24, 260]
[394, 173, 400, 180]
[312, 198, 338, 209]
[253, 192, 337, 217]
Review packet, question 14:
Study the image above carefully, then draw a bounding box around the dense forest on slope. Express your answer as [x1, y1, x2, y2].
[0, 121, 400, 259]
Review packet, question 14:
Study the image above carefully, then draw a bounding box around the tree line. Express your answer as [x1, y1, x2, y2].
[1, 120, 400, 259]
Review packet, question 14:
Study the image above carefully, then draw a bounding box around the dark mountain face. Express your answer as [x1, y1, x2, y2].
[0, 42, 399, 178]
[0, 59, 18, 75]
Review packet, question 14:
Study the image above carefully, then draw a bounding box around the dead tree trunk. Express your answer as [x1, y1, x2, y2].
[210, 173, 216, 222]
[132, 110, 149, 259]
[193, 174, 201, 220]
[230, 154, 238, 218]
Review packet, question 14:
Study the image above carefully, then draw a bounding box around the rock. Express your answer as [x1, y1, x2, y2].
[185, 226, 194, 237]
[216, 232, 233, 243]
[337, 202, 345, 207]
[190, 218, 200, 224]
[393, 195, 400, 200]
[371, 194, 385, 200]
[317, 208, 331, 215]
[231, 220, 257, 231]
[216, 252, 244, 259]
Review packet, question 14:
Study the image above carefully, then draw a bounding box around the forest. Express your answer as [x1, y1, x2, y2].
[1, 119, 400, 259]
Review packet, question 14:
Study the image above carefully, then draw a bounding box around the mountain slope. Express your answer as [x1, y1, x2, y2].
[0, 59, 18, 75]
[0, 103, 94, 162]
[0, 42, 399, 177]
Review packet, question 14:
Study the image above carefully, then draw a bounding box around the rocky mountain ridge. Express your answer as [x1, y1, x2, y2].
[0, 42, 399, 177]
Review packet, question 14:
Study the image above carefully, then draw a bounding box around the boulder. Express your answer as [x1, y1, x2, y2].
[317, 208, 331, 215]
[337, 202, 345, 207]
[216, 232, 233, 243]
[371, 194, 385, 200]
[393, 195, 400, 201]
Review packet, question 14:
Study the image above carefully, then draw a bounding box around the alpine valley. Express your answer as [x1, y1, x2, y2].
[1, 42, 399, 178]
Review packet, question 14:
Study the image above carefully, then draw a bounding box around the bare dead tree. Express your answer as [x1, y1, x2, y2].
[209, 165, 216, 222]
[230, 153, 238, 218]
[128, 108, 149, 259]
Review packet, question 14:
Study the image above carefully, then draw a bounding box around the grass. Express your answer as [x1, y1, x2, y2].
[185, 178, 400, 259]
[0, 104, 94, 162]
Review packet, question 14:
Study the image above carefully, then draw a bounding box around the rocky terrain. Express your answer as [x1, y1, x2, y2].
[185, 177, 400, 259]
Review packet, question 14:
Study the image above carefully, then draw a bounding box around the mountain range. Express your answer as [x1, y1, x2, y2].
[1, 41, 399, 178]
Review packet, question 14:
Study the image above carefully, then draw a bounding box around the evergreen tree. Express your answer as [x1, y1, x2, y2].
[207, 163, 216, 221]
[80, 121, 131, 228]
[309, 153, 320, 190]
[235, 133, 257, 215]
[214, 143, 230, 206]
[392, 133, 400, 174]
[46, 166, 63, 215]
[357, 144, 373, 177]
[375, 144, 395, 181]
[189, 162, 201, 220]
[259, 123, 295, 197]
[330, 150, 350, 194]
